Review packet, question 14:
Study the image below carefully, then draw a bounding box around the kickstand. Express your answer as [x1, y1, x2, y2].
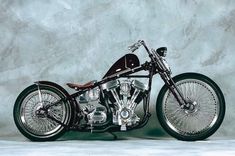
[109, 132, 117, 140]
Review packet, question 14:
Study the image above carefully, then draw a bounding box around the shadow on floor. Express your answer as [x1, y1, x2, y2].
[60, 127, 168, 141]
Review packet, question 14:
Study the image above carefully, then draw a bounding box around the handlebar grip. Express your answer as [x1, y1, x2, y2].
[128, 40, 143, 52]
[129, 46, 138, 52]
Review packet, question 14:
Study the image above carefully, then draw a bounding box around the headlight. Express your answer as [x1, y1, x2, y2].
[156, 47, 167, 57]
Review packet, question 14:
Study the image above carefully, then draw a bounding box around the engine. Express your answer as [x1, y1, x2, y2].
[78, 79, 147, 131]
[101, 79, 147, 131]
[78, 87, 107, 125]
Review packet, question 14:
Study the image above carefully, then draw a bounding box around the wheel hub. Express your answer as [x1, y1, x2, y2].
[35, 108, 47, 118]
[184, 101, 198, 114]
[34, 102, 49, 118]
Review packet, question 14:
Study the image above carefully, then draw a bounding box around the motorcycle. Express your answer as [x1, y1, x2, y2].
[13, 40, 225, 141]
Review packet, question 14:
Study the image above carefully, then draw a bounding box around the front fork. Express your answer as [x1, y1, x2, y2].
[160, 72, 189, 108]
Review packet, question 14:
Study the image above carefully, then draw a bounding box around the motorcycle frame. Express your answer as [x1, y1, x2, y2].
[43, 41, 187, 133]
[66, 62, 155, 132]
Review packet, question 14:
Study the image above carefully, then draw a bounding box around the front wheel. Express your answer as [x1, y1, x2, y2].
[156, 73, 225, 141]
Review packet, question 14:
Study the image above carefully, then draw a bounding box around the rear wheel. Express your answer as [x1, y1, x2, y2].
[156, 73, 225, 141]
[13, 84, 72, 141]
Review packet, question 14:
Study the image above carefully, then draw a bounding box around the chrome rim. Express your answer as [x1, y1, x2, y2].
[20, 89, 68, 137]
[162, 79, 219, 136]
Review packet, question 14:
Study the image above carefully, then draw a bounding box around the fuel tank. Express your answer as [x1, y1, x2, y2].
[103, 54, 140, 79]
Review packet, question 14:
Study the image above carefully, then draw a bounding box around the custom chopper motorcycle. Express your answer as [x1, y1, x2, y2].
[13, 40, 225, 141]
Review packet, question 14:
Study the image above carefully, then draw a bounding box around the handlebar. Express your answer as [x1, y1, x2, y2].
[128, 40, 170, 74]
[128, 40, 152, 58]
[128, 40, 143, 52]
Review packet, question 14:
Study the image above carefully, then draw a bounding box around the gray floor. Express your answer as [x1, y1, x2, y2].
[0, 137, 234, 156]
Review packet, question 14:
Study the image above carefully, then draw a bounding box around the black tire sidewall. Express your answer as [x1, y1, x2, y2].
[156, 72, 225, 141]
[13, 84, 72, 141]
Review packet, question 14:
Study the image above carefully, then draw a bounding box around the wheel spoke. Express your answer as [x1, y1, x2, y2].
[163, 79, 219, 136]
[20, 89, 69, 136]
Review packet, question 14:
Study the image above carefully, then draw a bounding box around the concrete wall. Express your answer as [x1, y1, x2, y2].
[0, 0, 235, 138]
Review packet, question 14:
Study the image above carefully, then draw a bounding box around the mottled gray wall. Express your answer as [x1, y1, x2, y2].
[0, 0, 235, 138]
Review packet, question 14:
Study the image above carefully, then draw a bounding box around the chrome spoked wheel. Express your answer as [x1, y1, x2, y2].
[163, 79, 219, 136]
[14, 85, 71, 141]
[21, 90, 66, 136]
[157, 73, 225, 141]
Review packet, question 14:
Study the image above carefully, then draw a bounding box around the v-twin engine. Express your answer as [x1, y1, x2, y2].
[101, 79, 147, 131]
[78, 79, 147, 131]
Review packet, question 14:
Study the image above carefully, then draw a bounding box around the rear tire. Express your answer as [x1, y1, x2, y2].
[13, 84, 72, 141]
[156, 73, 225, 141]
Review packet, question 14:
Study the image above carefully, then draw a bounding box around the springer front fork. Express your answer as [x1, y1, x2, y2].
[160, 72, 189, 109]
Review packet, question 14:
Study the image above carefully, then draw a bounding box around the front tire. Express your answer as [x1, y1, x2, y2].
[13, 84, 72, 141]
[156, 73, 225, 141]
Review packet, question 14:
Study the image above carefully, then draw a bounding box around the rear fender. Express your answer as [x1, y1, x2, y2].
[35, 81, 78, 125]
[35, 81, 71, 98]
